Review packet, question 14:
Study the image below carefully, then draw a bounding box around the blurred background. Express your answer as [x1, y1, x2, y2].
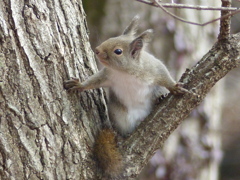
[82, 0, 240, 179]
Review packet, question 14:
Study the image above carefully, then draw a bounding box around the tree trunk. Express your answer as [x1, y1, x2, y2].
[0, 0, 108, 179]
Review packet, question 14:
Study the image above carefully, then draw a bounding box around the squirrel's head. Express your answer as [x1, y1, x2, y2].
[95, 16, 154, 70]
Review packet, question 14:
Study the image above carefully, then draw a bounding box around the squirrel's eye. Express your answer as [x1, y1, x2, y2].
[114, 49, 122, 55]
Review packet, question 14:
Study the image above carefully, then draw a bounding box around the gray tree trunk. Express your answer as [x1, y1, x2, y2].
[0, 0, 108, 179]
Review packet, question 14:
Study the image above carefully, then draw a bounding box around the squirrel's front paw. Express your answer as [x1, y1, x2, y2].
[64, 77, 84, 93]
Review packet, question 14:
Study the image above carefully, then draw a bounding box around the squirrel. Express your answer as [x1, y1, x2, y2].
[64, 16, 187, 178]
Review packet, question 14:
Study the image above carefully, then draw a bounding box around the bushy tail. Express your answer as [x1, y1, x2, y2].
[94, 129, 123, 177]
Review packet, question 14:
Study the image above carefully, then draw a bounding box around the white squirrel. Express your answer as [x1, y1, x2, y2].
[64, 16, 187, 177]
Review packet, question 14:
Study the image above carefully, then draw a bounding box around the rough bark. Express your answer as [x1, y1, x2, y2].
[0, 0, 108, 179]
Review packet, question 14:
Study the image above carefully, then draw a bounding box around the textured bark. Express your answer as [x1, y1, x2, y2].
[0, 0, 108, 179]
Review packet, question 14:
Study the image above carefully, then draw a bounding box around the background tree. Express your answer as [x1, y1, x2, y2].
[0, 0, 240, 179]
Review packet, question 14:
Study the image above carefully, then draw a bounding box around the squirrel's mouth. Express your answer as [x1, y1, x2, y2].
[98, 58, 109, 66]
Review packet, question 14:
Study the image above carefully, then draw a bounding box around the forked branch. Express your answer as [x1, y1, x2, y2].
[122, 0, 239, 178]
[122, 31, 240, 179]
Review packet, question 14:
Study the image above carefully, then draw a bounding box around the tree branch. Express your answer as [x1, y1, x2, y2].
[136, 0, 239, 11]
[218, 0, 232, 40]
[136, 0, 240, 26]
[121, 33, 240, 178]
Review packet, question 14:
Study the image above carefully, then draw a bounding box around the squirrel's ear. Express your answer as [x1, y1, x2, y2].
[130, 38, 143, 59]
[129, 29, 154, 59]
[137, 29, 154, 43]
[122, 15, 139, 36]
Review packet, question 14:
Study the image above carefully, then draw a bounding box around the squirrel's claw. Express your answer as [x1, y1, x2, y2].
[171, 83, 198, 96]
[170, 83, 189, 95]
[64, 77, 84, 93]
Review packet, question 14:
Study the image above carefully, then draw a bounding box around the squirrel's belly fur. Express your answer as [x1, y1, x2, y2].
[109, 69, 153, 133]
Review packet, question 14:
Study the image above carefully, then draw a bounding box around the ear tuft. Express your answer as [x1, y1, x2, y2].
[138, 29, 154, 43]
[122, 15, 140, 36]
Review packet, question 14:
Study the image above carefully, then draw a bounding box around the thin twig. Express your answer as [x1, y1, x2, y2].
[137, 0, 240, 26]
[136, 0, 239, 11]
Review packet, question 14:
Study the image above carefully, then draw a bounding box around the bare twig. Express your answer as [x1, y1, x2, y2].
[136, 0, 239, 11]
[218, 0, 232, 40]
[136, 0, 240, 26]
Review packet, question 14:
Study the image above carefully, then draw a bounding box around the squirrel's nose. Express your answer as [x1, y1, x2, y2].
[95, 47, 107, 59]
